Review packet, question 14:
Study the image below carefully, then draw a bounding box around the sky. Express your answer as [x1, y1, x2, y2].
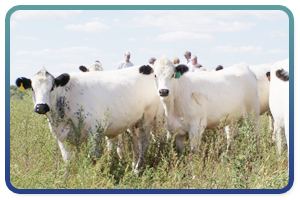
[10, 10, 289, 84]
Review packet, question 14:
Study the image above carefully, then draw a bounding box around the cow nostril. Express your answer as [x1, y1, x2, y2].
[34, 104, 50, 114]
[159, 89, 169, 97]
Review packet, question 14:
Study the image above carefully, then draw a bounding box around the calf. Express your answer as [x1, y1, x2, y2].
[151, 58, 259, 153]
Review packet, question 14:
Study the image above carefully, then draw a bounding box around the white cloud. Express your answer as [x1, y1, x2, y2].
[132, 11, 256, 33]
[267, 48, 285, 54]
[15, 46, 99, 59]
[216, 45, 263, 53]
[113, 18, 120, 23]
[11, 10, 82, 21]
[270, 31, 287, 38]
[156, 31, 213, 42]
[15, 35, 39, 41]
[128, 37, 137, 42]
[65, 20, 109, 33]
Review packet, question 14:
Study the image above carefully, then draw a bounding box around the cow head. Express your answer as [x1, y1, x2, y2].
[15, 69, 70, 114]
[153, 58, 189, 98]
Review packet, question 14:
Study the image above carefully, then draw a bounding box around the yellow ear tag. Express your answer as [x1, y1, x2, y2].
[19, 82, 25, 92]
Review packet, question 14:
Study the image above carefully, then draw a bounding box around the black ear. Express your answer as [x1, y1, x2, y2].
[175, 64, 189, 76]
[15, 77, 31, 89]
[266, 71, 270, 81]
[79, 65, 89, 72]
[139, 65, 153, 75]
[215, 65, 224, 71]
[55, 73, 70, 87]
[276, 68, 289, 81]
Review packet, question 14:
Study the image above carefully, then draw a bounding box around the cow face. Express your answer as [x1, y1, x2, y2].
[153, 58, 189, 98]
[16, 69, 70, 115]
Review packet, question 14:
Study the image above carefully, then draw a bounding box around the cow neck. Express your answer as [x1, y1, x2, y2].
[47, 86, 67, 123]
[172, 78, 184, 117]
[162, 78, 179, 118]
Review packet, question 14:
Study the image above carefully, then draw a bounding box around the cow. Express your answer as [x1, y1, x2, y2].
[249, 59, 288, 139]
[151, 58, 260, 153]
[15, 65, 159, 172]
[79, 60, 103, 72]
[267, 66, 289, 155]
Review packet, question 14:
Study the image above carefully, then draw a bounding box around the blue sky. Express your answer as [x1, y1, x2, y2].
[10, 10, 289, 83]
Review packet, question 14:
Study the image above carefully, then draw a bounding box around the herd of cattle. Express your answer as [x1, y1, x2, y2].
[15, 58, 289, 172]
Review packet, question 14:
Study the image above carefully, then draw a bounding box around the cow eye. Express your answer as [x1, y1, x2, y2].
[171, 73, 175, 78]
[154, 74, 157, 78]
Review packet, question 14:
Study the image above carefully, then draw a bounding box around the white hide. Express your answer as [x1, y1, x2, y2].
[249, 59, 288, 114]
[24, 67, 160, 171]
[153, 58, 260, 152]
[269, 65, 289, 155]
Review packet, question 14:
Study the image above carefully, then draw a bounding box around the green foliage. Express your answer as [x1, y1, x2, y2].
[10, 94, 288, 189]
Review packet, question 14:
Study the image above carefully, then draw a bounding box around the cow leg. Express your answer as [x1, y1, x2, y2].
[268, 112, 275, 141]
[131, 126, 139, 171]
[166, 130, 172, 141]
[106, 135, 123, 160]
[224, 125, 232, 152]
[88, 127, 102, 161]
[57, 140, 71, 162]
[175, 131, 186, 154]
[274, 122, 284, 155]
[116, 134, 124, 160]
[47, 121, 72, 162]
[106, 136, 113, 152]
[131, 127, 150, 174]
[133, 108, 157, 174]
[189, 119, 206, 153]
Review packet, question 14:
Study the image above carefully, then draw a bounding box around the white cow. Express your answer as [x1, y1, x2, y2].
[268, 65, 289, 155]
[16, 65, 159, 171]
[152, 58, 260, 153]
[248, 59, 288, 142]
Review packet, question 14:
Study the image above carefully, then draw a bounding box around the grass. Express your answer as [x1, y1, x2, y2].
[10, 89, 288, 189]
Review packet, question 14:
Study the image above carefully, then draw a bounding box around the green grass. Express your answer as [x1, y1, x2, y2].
[10, 90, 288, 189]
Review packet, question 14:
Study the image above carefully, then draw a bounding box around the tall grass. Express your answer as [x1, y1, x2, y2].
[10, 91, 288, 189]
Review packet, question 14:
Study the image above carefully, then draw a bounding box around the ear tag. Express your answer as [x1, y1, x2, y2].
[175, 71, 182, 79]
[19, 82, 25, 92]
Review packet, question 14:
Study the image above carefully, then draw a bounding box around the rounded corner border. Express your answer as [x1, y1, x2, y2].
[5, 4, 294, 194]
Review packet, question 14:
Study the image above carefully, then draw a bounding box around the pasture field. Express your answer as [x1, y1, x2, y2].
[10, 88, 288, 190]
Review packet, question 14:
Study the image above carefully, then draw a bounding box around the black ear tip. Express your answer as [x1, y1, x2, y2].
[139, 65, 153, 75]
[175, 64, 189, 74]
[275, 68, 289, 81]
[216, 65, 224, 71]
[55, 73, 70, 87]
[15, 78, 21, 86]
[62, 73, 70, 82]
[15, 77, 31, 89]
[79, 65, 88, 72]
